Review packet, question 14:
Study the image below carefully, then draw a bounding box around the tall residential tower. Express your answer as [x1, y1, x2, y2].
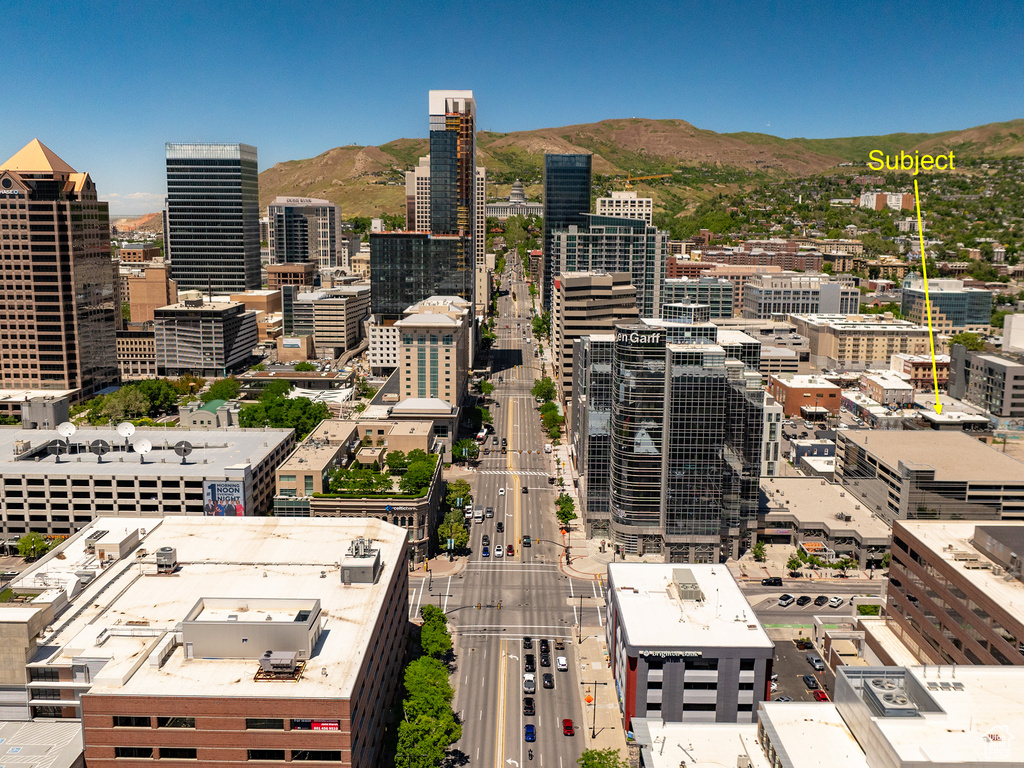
[0, 139, 118, 397]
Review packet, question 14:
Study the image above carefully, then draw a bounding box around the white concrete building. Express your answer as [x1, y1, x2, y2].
[596, 190, 653, 224]
[606, 563, 773, 727]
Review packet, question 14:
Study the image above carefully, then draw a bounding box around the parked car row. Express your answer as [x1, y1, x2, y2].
[778, 594, 845, 609]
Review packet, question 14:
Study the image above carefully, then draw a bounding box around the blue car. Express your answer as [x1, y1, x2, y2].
[482, 546, 490, 557]
[524, 724, 536, 742]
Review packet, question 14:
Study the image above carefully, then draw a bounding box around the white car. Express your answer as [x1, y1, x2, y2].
[523, 673, 536, 693]
[494, 545, 503, 558]
[556, 656, 568, 671]
[828, 596, 845, 608]
[498, 488, 505, 496]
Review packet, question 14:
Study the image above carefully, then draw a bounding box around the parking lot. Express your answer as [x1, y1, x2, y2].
[770, 633, 835, 703]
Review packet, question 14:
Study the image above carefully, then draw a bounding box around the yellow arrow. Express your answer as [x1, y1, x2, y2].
[913, 178, 943, 415]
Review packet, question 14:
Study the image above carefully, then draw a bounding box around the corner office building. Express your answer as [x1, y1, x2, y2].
[165, 143, 261, 293]
[575, 323, 778, 561]
[0, 517, 407, 768]
[0, 139, 118, 398]
[606, 564, 772, 727]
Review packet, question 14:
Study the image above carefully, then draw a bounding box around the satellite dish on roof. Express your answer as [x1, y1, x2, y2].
[116, 422, 136, 438]
[90, 439, 111, 462]
[56, 421, 76, 439]
[133, 438, 152, 464]
[174, 440, 193, 464]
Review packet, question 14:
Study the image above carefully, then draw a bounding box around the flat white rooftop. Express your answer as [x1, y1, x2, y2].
[0, 426, 293, 477]
[631, 720, 768, 768]
[18, 516, 405, 700]
[759, 702, 869, 768]
[762, 477, 890, 539]
[607, 564, 772, 650]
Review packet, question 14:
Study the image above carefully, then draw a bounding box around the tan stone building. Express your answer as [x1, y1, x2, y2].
[121, 263, 177, 323]
[267, 262, 315, 289]
[553, 271, 638, 409]
[117, 243, 162, 263]
[394, 297, 470, 408]
[0, 139, 118, 398]
[788, 313, 931, 371]
[116, 328, 158, 381]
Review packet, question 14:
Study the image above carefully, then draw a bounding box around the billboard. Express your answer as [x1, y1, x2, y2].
[282, 337, 302, 348]
[203, 481, 246, 516]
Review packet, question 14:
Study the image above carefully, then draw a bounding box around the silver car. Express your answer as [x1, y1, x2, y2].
[523, 673, 536, 694]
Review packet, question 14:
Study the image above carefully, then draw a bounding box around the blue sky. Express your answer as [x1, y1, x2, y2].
[4, 0, 1022, 214]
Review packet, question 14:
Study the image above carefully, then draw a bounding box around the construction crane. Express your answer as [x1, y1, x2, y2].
[624, 173, 672, 189]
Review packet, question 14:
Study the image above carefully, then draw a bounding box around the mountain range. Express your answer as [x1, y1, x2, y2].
[114, 117, 1024, 229]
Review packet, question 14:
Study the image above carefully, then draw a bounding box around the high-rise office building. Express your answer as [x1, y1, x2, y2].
[553, 272, 638, 409]
[0, 139, 118, 398]
[369, 233, 471, 317]
[543, 154, 592, 311]
[741, 272, 860, 319]
[267, 196, 343, 269]
[165, 143, 260, 293]
[373, 90, 479, 364]
[574, 322, 776, 561]
[549, 215, 668, 318]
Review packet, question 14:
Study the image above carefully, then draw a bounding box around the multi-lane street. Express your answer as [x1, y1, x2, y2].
[434, 262, 590, 767]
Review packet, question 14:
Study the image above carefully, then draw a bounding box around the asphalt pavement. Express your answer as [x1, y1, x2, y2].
[433, 269, 589, 768]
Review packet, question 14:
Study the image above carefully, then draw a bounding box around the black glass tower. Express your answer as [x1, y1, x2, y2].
[369, 233, 470, 317]
[542, 154, 592, 311]
[165, 143, 261, 293]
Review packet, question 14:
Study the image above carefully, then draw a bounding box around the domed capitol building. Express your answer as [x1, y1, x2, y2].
[485, 180, 544, 220]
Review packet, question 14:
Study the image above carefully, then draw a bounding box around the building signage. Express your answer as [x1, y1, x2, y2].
[311, 720, 339, 731]
[639, 650, 702, 658]
[763, 528, 792, 535]
[282, 338, 301, 348]
[615, 330, 663, 346]
[203, 480, 246, 516]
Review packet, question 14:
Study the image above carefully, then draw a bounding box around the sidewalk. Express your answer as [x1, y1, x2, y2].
[728, 542, 884, 583]
[410, 553, 468, 579]
[574, 624, 627, 759]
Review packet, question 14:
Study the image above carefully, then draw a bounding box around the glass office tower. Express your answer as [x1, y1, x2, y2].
[165, 143, 261, 293]
[369, 233, 470, 317]
[543, 154, 592, 311]
[578, 322, 768, 562]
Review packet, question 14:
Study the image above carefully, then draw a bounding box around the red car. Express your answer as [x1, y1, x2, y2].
[562, 719, 575, 736]
[506, 545, 514, 557]
[812, 690, 830, 702]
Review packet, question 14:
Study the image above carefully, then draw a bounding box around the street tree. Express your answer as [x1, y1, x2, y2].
[17, 531, 50, 560]
[445, 479, 473, 509]
[578, 748, 629, 768]
[453, 438, 479, 463]
[437, 509, 469, 552]
[531, 377, 557, 402]
[786, 553, 804, 572]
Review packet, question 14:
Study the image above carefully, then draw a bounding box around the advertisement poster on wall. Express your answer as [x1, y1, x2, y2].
[203, 480, 246, 516]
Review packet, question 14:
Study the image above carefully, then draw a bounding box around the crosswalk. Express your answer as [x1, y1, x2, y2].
[477, 469, 550, 476]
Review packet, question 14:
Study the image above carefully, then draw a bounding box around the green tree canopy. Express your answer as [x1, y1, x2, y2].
[437, 508, 470, 552]
[202, 377, 242, 403]
[17, 532, 51, 560]
[134, 379, 179, 414]
[453, 438, 479, 463]
[399, 457, 437, 495]
[479, 380, 495, 397]
[786, 553, 804, 572]
[949, 332, 986, 351]
[238, 390, 328, 440]
[294, 361, 316, 372]
[556, 493, 577, 526]
[445, 479, 472, 508]
[171, 374, 206, 397]
[531, 377, 557, 402]
[101, 387, 150, 423]
[385, 450, 408, 473]
[578, 748, 629, 768]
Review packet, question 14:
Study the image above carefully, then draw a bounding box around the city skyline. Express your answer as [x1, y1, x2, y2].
[5, 0, 1023, 214]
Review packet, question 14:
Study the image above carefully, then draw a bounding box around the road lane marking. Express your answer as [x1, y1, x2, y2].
[494, 639, 508, 768]
[444, 575, 452, 614]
